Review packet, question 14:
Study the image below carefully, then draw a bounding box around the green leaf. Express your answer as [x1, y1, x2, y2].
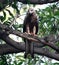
[12, 1, 19, 14]
[4, 21, 11, 26]
[0, 10, 6, 22]
[18, 62, 23, 65]
[3, 11, 6, 20]
[13, 60, 17, 65]
[0, 16, 4, 21]
[45, 7, 51, 13]
[53, 63, 59, 65]
[55, 11, 59, 16]
[6, 9, 14, 17]
[40, 60, 44, 63]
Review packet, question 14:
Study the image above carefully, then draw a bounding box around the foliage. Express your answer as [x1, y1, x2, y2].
[0, 1, 59, 65]
[38, 4, 59, 36]
[0, 55, 8, 65]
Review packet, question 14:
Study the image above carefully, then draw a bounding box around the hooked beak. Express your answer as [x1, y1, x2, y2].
[29, 10, 33, 14]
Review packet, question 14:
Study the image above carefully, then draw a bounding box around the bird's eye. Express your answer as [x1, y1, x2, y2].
[31, 9, 33, 11]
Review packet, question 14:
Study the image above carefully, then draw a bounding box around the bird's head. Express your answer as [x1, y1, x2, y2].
[27, 8, 36, 16]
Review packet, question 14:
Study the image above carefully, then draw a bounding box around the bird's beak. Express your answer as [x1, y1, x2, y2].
[29, 11, 33, 14]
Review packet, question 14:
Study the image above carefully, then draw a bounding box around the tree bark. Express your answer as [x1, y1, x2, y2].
[0, 23, 59, 60]
[0, 0, 59, 4]
[0, 44, 59, 61]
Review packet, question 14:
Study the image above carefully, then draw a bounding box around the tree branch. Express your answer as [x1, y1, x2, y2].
[0, 23, 59, 53]
[17, 0, 59, 4]
[0, 44, 59, 61]
[0, 23, 59, 60]
[0, 0, 59, 4]
[9, 28, 59, 53]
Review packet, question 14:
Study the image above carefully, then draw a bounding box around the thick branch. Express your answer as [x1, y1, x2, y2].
[0, 35, 45, 49]
[0, 0, 59, 4]
[0, 23, 59, 60]
[9, 28, 59, 53]
[0, 23, 59, 53]
[0, 44, 22, 54]
[17, 0, 59, 4]
[0, 44, 59, 61]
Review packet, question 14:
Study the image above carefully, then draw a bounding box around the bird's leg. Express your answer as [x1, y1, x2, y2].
[24, 25, 31, 58]
[30, 42, 34, 58]
[29, 26, 36, 58]
[24, 40, 30, 58]
[26, 25, 31, 34]
[33, 26, 36, 35]
[31, 26, 36, 35]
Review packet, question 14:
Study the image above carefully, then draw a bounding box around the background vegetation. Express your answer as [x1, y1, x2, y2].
[0, 1, 59, 65]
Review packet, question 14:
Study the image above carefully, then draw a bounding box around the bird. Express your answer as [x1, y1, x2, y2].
[23, 8, 38, 58]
